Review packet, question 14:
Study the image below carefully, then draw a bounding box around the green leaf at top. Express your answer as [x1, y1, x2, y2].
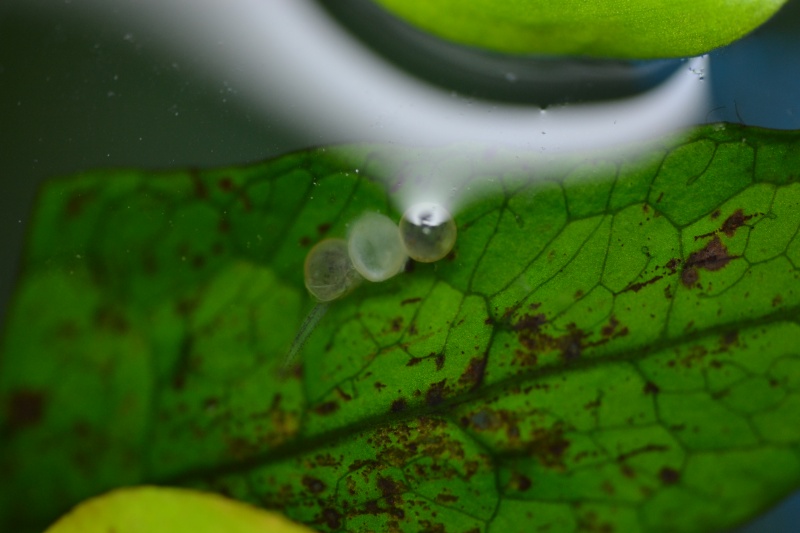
[2, 123, 800, 533]
[371, 0, 788, 58]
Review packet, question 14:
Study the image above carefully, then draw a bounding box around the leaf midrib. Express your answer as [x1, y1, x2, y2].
[156, 301, 798, 487]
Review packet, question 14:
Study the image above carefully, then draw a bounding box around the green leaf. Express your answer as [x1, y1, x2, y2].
[2, 123, 800, 533]
[45, 486, 316, 533]
[370, 0, 788, 58]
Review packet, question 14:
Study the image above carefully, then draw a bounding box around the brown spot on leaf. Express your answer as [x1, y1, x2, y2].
[659, 466, 680, 485]
[218, 176, 234, 192]
[721, 209, 755, 237]
[681, 267, 699, 288]
[623, 275, 663, 293]
[203, 397, 220, 412]
[528, 423, 571, 468]
[299, 236, 311, 247]
[377, 476, 401, 497]
[389, 317, 403, 332]
[6, 389, 47, 431]
[721, 330, 739, 347]
[696, 209, 758, 240]
[426, 380, 447, 407]
[335, 387, 352, 401]
[643, 381, 660, 395]
[320, 508, 341, 529]
[513, 313, 593, 364]
[513, 313, 547, 332]
[689, 236, 731, 271]
[317, 223, 331, 235]
[65, 190, 95, 218]
[559, 324, 585, 362]
[665, 258, 681, 274]
[302, 475, 326, 494]
[434, 492, 459, 504]
[682, 236, 733, 287]
[601, 316, 619, 337]
[510, 472, 532, 491]
[400, 297, 422, 306]
[314, 401, 339, 415]
[617, 444, 668, 462]
[390, 399, 407, 413]
[601, 480, 616, 495]
[711, 209, 721, 219]
[584, 399, 601, 411]
[458, 357, 486, 390]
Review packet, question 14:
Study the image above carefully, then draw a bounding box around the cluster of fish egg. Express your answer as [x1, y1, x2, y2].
[304, 203, 457, 302]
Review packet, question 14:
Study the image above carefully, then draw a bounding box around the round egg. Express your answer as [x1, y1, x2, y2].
[347, 212, 408, 282]
[399, 203, 457, 263]
[304, 238, 361, 302]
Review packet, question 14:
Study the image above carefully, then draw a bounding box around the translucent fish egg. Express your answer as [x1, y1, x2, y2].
[304, 238, 361, 302]
[348, 212, 407, 282]
[399, 203, 457, 262]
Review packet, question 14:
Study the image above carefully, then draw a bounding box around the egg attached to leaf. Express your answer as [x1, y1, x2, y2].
[399, 202, 457, 262]
[347, 212, 408, 282]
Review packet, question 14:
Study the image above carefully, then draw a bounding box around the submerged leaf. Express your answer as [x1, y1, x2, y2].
[1, 124, 800, 532]
[371, 0, 788, 58]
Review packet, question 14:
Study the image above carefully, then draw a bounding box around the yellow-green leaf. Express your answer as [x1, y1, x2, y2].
[45, 486, 315, 533]
[371, 0, 788, 58]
